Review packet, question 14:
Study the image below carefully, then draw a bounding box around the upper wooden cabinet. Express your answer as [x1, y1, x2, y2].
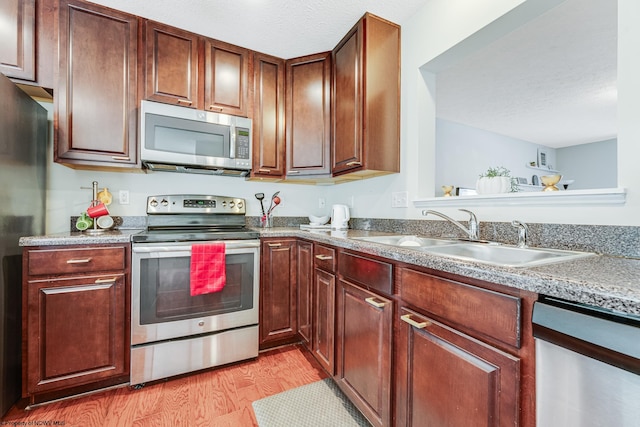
[0, 0, 56, 88]
[143, 21, 251, 115]
[55, 0, 139, 168]
[0, 0, 35, 81]
[144, 21, 200, 108]
[285, 52, 331, 177]
[332, 13, 400, 178]
[252, 52, 286, 178]
[205, 39, 251, 116]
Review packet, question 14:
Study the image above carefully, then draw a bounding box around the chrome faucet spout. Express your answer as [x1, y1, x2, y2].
[422, 209, 479, 240]
[511, 220, 529, 248]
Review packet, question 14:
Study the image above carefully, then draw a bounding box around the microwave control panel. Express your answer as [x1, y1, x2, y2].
[235, 128, 250, 160]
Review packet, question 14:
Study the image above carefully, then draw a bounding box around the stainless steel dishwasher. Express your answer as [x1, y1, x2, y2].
[533, 297, 640, 427]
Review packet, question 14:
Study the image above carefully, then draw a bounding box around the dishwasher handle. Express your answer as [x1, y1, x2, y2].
[533, 299, 640, 375]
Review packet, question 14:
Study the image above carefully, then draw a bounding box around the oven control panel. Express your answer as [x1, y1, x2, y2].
[146, 195, 245, 214]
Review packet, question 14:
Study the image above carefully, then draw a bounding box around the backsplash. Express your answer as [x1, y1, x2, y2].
[255, 216, 639, 259]
[74, 215, 638, 259]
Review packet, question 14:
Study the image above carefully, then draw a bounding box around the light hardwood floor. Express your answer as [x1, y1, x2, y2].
[2, 344, 328, 426]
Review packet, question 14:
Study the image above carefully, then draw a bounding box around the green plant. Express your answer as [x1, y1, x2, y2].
[479, 166, 519, 192]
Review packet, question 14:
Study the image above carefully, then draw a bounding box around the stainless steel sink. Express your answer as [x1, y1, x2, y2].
[422, 243, 595, 268]
[352, 235, 459, 247]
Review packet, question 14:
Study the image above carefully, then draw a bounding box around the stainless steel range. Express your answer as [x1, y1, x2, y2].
[130, 194, 260, 385]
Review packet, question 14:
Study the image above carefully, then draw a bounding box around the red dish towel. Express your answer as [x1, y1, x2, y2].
[190, 243, 226, 296]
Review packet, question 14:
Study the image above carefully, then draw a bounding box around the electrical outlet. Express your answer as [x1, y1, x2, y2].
[119, 190, 130, 205]
[319, 198, 326, 208]
[392, 191, 409, 208]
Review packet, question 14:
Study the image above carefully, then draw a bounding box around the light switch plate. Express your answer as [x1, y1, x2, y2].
[392, 191, 409, 208]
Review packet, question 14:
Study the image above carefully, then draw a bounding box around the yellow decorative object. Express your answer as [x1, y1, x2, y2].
[97, 187, 113, 205]
[540, 175, 562, 191]
[442, 185, 454, 197]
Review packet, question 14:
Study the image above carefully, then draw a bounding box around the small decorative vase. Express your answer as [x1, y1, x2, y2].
[442, 185, 454, 197]
[476, 176, 511, 194]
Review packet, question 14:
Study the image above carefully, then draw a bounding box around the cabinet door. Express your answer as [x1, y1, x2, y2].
[285, 52, 331, 177]
[204, 39, 250, 116]
[252, 52, 285, 178]
[0, 0, 35, 81]
[260, 239, 297, 347]
[335, 279, 392, 427]
[297, 240, 313, 347]
[55, 0, 138, 167]
[396, 307, 520, 427]
[331, 24, 362, 175]
[331, 13, 400, 177]
[26, 274, 127, 394]
[144, 21, 200, 108]
[313, 268, 335, 374]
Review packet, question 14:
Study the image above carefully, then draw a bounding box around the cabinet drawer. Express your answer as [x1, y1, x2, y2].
[340, 251, 393, 295]
[314, 244, 336, 272]
[27, 246, 126, 276]
[399, 268, 521, 348]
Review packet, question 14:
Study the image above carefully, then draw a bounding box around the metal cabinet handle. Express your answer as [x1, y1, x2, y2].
[111, 156, 130, 161]
[208, 105, 223, 111]
[287, 170, 300, 174]
[258, 168, 272, 173]
[365, 297, 386, 308]
[177, 99, 192, 106]
[315, 255, 333, 260]
[66, 258, 92, 264]
[94, 278, 117, 284]
[401, 314, 430, 329]
[267, 243, 282, 247]
[346, 161, 362, 166]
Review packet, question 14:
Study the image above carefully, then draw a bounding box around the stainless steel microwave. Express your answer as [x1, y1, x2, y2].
[140, 100, 252, 176]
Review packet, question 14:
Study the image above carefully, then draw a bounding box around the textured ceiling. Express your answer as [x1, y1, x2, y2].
[88, 0, 429, 59]
[436, 0, 617, 148]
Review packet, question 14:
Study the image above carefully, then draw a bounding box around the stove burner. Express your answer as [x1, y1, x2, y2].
[133, 194, 258, 243]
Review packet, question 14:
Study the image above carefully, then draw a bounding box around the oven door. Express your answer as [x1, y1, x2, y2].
[131, 240, 259, 346]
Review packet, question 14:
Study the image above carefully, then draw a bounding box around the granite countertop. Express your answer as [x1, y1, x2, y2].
[19, 226, 640, 316]
[259, 227, 640, 316]
[19, 229, 144, 246]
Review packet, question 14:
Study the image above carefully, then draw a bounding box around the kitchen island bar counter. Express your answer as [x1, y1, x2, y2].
[19, 227, 640, 315]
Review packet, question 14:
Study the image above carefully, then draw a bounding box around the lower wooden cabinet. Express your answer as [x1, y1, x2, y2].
[395, 307, 520, 427]
[25, 275, 128, 394]
[22, 244, 130, 404]
[335, 279, 393, 427]
[312, 268, 335, 373]
[296, 240, 313, 346]
[259, 239, 297, 348]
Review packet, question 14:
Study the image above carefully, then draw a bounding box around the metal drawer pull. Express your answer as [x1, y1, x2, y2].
[111, 156, 130, 161]
[365, 297, 386, 308]
[346, 161, 362, 166]
[66, 258, 92, 264]
[258, 168, 272, 173]
[268, 243, 282, 247]
[401, 314, 430, 329]
[287, 170, 300, 174]
[177, 99, 192, 106]
[95, 278, 117, 284]
[315, 255, 333, 260]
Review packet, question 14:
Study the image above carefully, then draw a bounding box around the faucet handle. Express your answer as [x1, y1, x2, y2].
[458, 209, 479, 240]
[511, 220, 529, 248]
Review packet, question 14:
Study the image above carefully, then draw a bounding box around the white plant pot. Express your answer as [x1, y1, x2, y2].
[476, 176, 511, 194]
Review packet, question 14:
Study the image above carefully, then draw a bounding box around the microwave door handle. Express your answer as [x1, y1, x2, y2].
[229, 124, 236, 158]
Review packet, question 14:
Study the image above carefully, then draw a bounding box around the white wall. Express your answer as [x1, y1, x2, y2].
[45, 0, 640, 229]
[556, 139, 617, 190]
[332, 0, 639, 226]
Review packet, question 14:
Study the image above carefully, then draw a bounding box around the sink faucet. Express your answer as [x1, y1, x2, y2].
[422, 209, 479, 240]
[511, 220, 529, 248]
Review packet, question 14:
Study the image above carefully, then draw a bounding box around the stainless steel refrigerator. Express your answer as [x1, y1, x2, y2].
[0, 73, 47, 416]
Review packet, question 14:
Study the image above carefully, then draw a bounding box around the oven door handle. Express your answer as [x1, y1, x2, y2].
[132, 240, 260, 253]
